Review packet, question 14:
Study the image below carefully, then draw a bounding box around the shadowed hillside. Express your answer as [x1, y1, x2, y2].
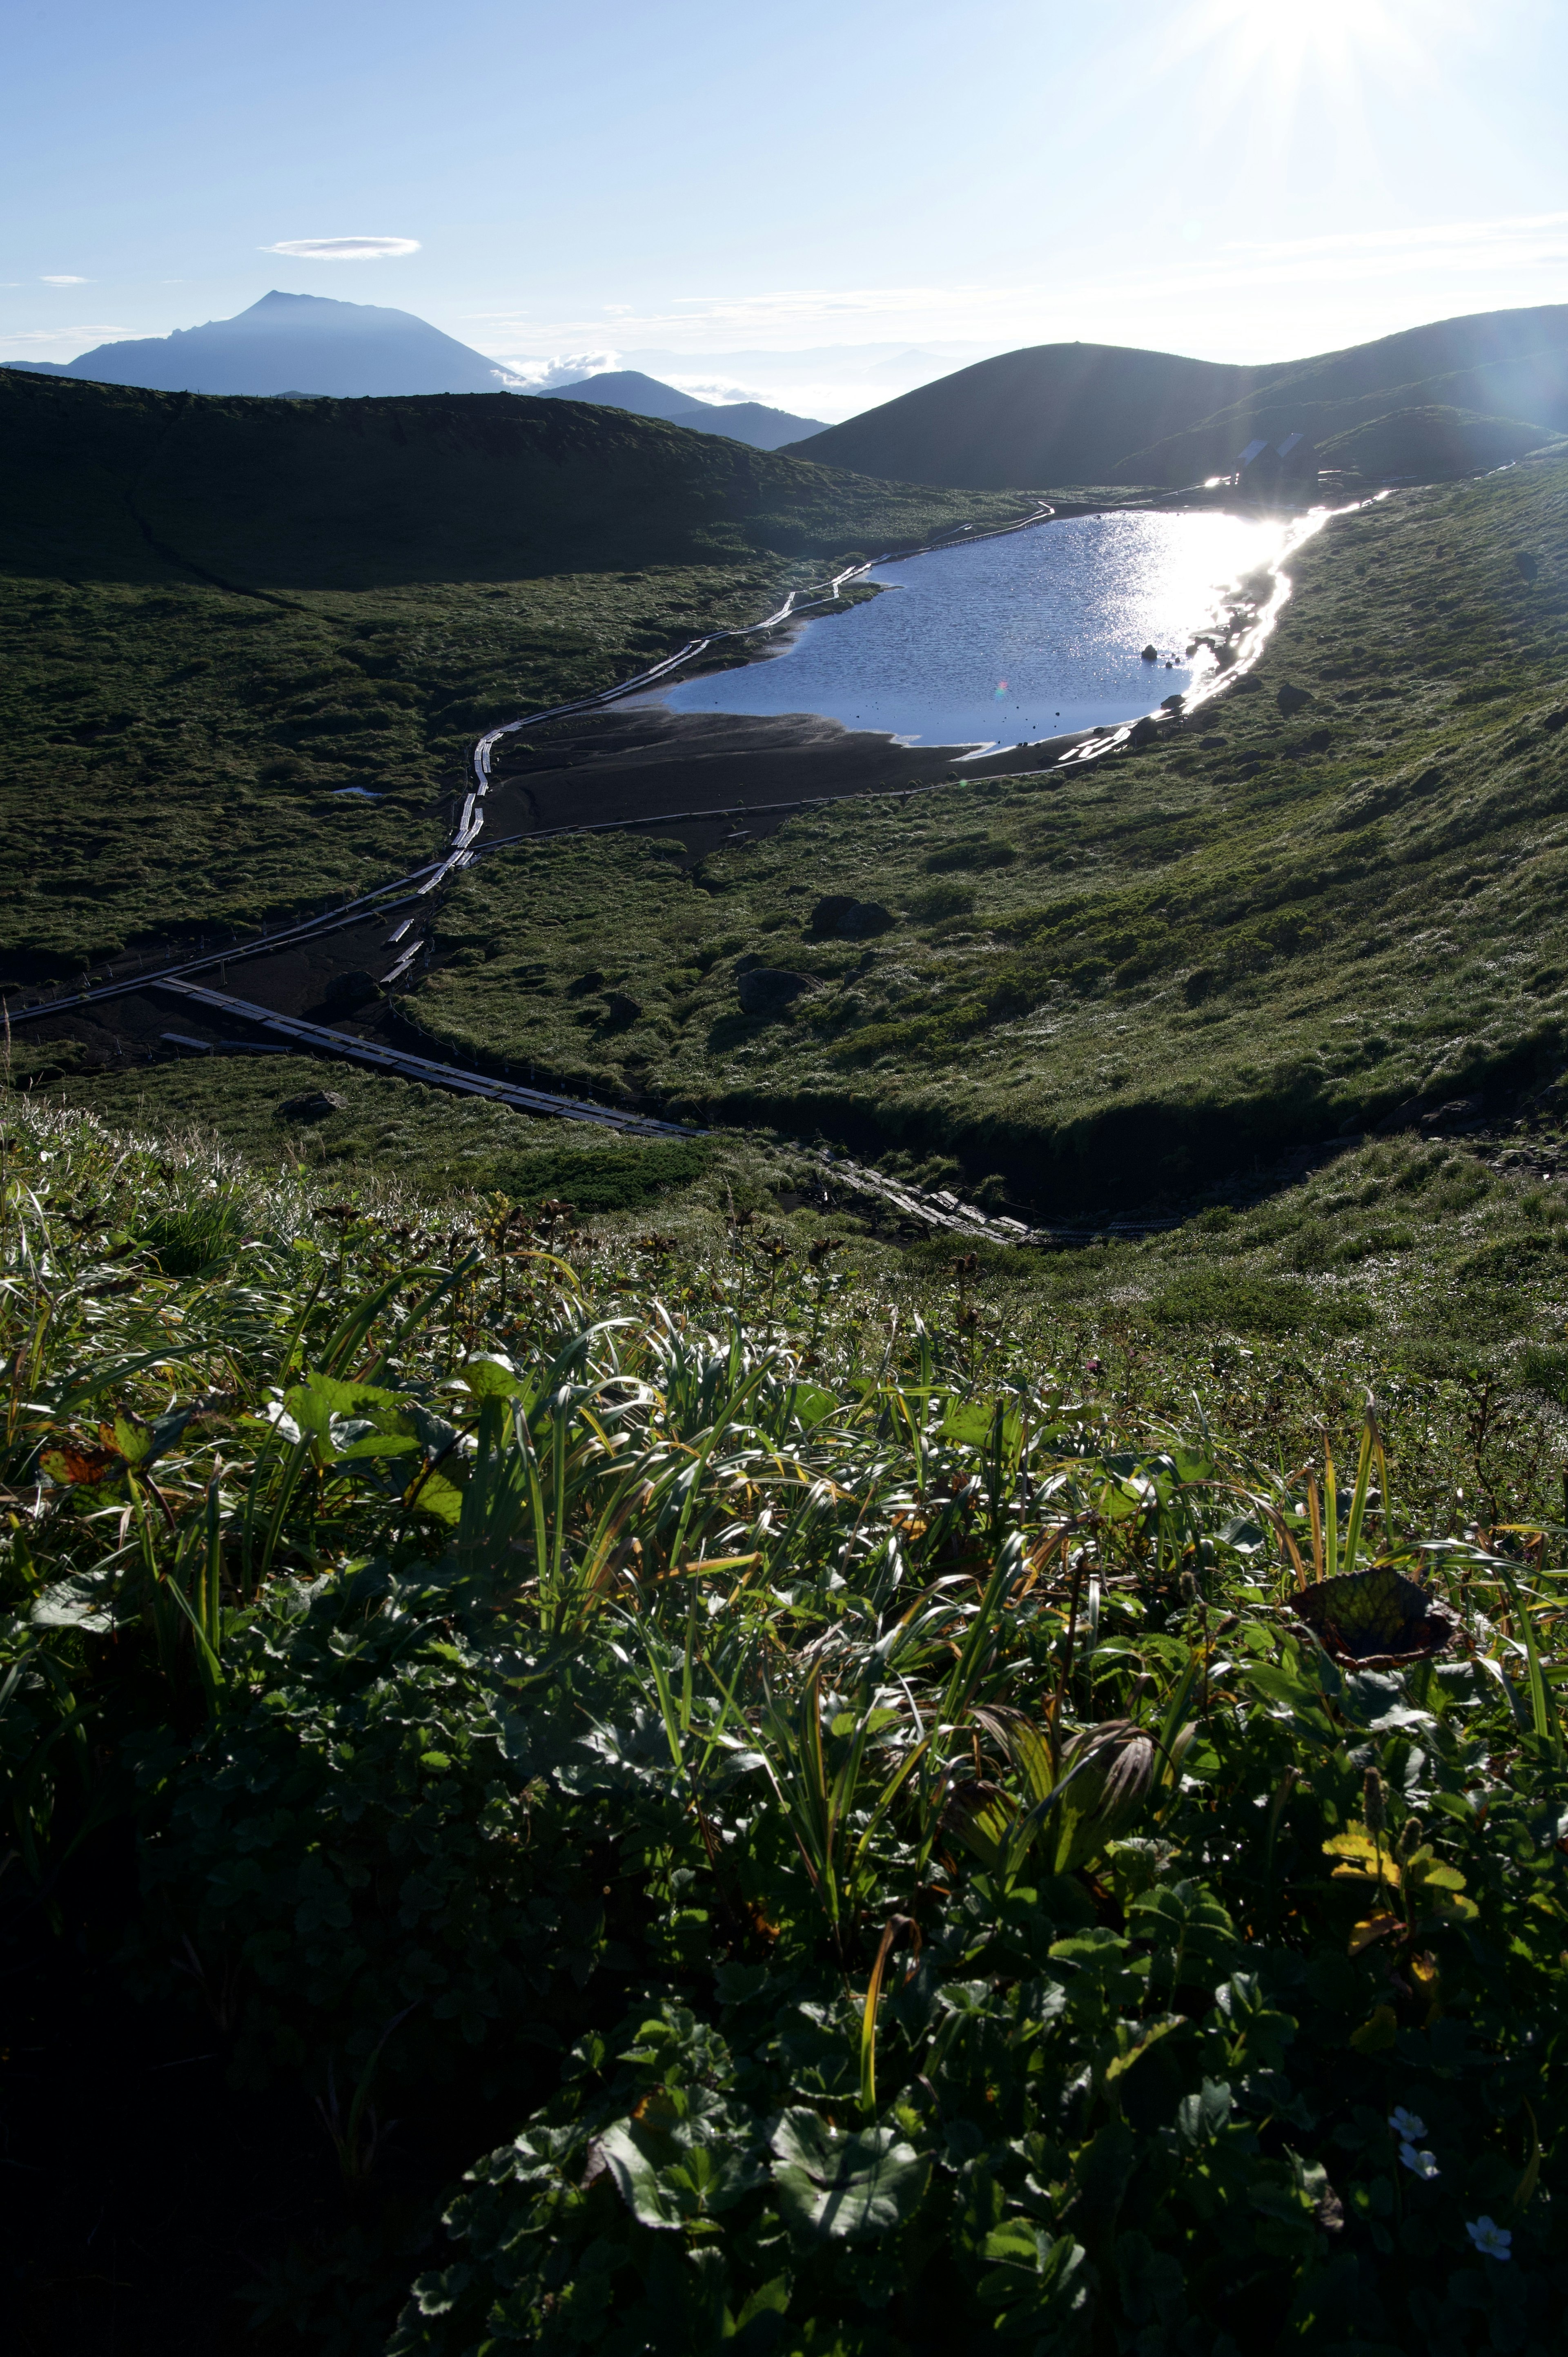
[0, 367, 1034, 591]
[785, 305, 1568, 489]
[1112, 306, 1568, 485]
[782, 341, 1269, 489]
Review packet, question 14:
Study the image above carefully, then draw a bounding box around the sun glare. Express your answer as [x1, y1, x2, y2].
[1171, 0, 1437, 92]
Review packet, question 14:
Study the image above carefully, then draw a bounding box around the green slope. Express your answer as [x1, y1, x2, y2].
[0, 372, 1033, 969]
[784, 304, 1568, 489]
[410, 450, 1568, 1211]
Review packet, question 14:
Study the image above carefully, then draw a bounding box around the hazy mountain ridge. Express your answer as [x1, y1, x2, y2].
[535, 368, 828, 450]
[8, 304, 832, 450]
[6, 289, 512, 399]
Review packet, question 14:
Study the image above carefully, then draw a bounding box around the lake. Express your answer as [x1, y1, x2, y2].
[654, 508, 1288, 749]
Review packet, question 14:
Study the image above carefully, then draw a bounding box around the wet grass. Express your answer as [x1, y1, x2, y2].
[22, 1044, 1568, 1527]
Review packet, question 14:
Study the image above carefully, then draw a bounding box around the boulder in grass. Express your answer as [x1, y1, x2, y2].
[1276, 683, 1314, 717]
[808, 894, 857, 934]
[737, 968, 814, 1018]
[1127, 716, 1160, 747]
[279, 1089, 347, 1120]
[1420, 1095, 1484, 1133]
[809, 895, 895, 940]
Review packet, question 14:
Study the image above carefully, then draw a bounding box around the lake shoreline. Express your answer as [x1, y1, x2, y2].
[482, 702, 1099, 858]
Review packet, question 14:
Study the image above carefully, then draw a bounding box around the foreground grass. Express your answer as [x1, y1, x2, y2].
[413, 453, 1568, 1208]
[23, 1044, 1568, 1523]
[4, 1098, 1568, 2353]
[0, 369, 1034, 972]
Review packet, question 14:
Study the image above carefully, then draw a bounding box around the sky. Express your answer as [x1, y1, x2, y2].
[5, 0, 1568, 421]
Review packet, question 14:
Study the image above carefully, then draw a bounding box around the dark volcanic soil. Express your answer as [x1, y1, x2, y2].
[481, 703, 1091, 854]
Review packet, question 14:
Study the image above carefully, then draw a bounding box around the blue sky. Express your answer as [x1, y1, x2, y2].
[6, 0, 1568, 419]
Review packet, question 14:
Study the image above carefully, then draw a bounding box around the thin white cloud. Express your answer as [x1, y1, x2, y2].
[40, 274, 89, 285]
[467, 209, 1568, 366]
[261, 236, 421, 261]
[2, 324, 134, 348]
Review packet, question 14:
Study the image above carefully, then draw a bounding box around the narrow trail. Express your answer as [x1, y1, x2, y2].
[156, 979, 691, 1137]
[7, 494, 1349, 1247]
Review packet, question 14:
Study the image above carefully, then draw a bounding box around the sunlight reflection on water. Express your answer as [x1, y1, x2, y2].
[655, 509, 1287, 748]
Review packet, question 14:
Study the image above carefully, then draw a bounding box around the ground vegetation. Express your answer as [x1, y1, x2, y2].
[3, 1097, 1566, 2354]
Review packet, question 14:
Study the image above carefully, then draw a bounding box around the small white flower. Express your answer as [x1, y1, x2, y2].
[1399, 2142, 1440, 2181]
[1466, 2216, 1512, 2261]
[1388, 2107, 1427, 2142]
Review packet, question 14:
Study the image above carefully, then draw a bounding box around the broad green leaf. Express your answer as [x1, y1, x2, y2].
[976, 2221, 1089, 2331]
[792, 1384, 837, 1429]
[411, 1472, 464, 1525]
[598, 2109, 766, 2230]
[455, 1353, 528, 1401]
[31, 1577, 114, 1633]
[769, 2108, 929, 2241]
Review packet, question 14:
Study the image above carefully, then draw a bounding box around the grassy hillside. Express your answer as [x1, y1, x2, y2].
[405, 451, 1568, 1207]
[1114, 303, 1568, 487]
[0, 372, 1033, 972]
[1315, 405, 1551, 480]
[786, 305, 1568, 490]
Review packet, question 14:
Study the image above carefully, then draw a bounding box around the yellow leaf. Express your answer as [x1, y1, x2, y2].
[1410, 1858, 1467, 1891]
[1322, 1825, 1378, 1862]
[1349, 2004, 1399, 2053]
[1104, 2014, 1186, 2084]
[1348, 1913, 1404, 1956]
[1331, 1858, 1401, 1889]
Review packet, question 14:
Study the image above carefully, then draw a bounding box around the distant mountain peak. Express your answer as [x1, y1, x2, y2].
[535, 369, 828, 450]
[13, 288, 511, 399]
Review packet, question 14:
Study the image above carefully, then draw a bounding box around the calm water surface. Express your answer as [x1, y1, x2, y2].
[655, 509, 1285, 748]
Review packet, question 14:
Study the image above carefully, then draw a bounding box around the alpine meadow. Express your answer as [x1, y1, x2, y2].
[7, 177, 1568, 2357]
